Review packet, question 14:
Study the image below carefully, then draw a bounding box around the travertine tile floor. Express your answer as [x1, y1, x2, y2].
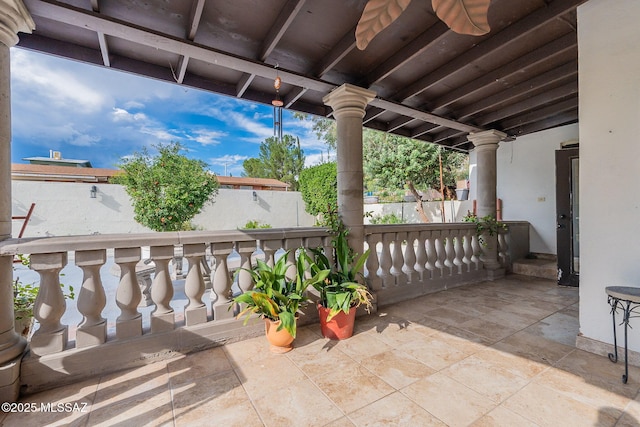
[4, 275, 640, 426]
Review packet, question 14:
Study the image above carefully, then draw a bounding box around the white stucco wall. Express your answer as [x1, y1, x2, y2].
[11, 181, 315, 237]
[578, 0, 640, 350]
[468, 124, 578, 255]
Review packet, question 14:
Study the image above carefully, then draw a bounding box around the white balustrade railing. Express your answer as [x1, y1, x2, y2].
[0, 223, 511, 360]
[364, 223, 486, 306]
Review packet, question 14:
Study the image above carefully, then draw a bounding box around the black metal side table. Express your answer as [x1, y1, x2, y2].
[606, 286, 640, 383]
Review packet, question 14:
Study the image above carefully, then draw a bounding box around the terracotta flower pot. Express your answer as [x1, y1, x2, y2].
[318, 304, 356, 340]
[264, 318, 295, 353]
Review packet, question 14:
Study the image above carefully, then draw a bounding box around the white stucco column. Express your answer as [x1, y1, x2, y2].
[322, 84, 375, 254]
[468, 129, 506, 277]
[0, 0, 35, 402]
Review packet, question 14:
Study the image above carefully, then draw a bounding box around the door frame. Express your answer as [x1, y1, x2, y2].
[556, 147, 579, 286]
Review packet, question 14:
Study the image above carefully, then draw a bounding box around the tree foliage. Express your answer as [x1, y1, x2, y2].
[242, 135, 305, 190]
[363, 131, 465, 191]
[299, 162, 337, 217]
[115, 142, 219, 231]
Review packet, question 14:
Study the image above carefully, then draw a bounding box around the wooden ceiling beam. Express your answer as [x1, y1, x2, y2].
[457, 60, 577, 120]
[313, 26, 357, 78]
[500, 97, 578, 130]
[362, 21, 449, 87]
[430, 33, 577, 112]
[478, 81, 578, 126]
[508, 110, 578, 137]
[259, 0, 307, 61]
[395, 0, 584, 102]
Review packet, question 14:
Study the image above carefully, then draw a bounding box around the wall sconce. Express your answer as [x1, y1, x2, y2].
[90, 185, 97, 199]
[252, 191, 258, 202]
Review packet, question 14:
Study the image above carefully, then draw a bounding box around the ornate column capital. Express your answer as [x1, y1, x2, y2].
[467, 129, 507, 148]
[322, 84, 376, 119]
[0, 0, 35, 47]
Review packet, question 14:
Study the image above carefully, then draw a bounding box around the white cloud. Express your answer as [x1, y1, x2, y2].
[139, 127, 178, 141]
[124, 100, 145, 109]
[228, 111, 274, 142]
[70, 133, 100, 147]
[112, 108, 148, 123]
[209, 154, 249, 165]
[11, 50, 106, 112]
[188, 129, 227, 146]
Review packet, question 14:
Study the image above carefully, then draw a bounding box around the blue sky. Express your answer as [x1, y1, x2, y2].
[10, 49, 331, 177]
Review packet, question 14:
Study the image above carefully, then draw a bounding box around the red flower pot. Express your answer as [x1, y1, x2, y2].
[318, 304, 356, 340]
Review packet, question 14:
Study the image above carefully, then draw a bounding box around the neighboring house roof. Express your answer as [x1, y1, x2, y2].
[11, 164, 120, 182]
[217, 176, 290, 191]
[23, 156, 93, 168]
[11, 164, 290, 190]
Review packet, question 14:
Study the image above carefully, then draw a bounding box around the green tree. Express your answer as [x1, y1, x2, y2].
[299, 162, 337, 221]
[242, 134, 305, 190]
[115, 142, 219, 231]
[363, 131, 467, 222]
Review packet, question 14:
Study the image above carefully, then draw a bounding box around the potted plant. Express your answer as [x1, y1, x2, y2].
[310, 230, 373, 340]
[233, 249, 329, 353]
[463, 212, 507, 246]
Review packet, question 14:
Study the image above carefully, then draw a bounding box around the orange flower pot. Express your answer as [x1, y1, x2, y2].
[264, 318, 295, 353]
[318, 304, 356, 340]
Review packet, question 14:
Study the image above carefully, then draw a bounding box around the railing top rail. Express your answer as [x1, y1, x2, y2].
[0, 227, 332, 256]
[364, 223, 477, 234]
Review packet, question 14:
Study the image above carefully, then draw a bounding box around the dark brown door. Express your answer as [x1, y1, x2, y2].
[556, 148, 579, 286]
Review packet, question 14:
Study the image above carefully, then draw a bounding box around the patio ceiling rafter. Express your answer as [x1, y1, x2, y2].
[394, 0, 584, 104]
[17, 0, 588, 152]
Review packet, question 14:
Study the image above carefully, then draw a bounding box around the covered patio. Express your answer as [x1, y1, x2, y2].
[2, 0, 640, 423]
[5, 276, 640, 426]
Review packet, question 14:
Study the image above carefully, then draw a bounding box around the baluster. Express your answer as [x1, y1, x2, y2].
[171, 254, 185, 280]
[434, 233, 446, 278]
[365, 234, 382, 291]
[184, 243, 207, 326]
[378, 233, 394, 288]
[115, 247, 142, 340]
[425, 231, 437, 280]
[201, 247, 213, 290]
[284, 238, 303, 281]
[444, 232, 455, 276]
[261, 239, 280, 267]
[462, 229, 473, 273]
[76, 250, 107, 348]
[403, 232, 417, 284]
[498, 230, 510, 269]
[150, 245, 175, 333]
[30, 253, 68, 356]
[471, 234, 482, 270]
[414, 230, 428, 282]
[236, 241, 256, 295]
[453, 230, 464, 274]
[211, 242, 234, 321]
[391, 232, 406, 286]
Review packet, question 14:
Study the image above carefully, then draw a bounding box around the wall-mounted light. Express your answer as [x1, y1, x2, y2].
[90, 185, 97, 199]
[252, 191, 258, 202]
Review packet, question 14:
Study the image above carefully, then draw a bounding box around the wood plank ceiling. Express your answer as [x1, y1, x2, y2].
[18, 0, 585, 152]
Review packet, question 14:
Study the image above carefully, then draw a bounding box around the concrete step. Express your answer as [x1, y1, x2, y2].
[512, 256, 557, 281]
